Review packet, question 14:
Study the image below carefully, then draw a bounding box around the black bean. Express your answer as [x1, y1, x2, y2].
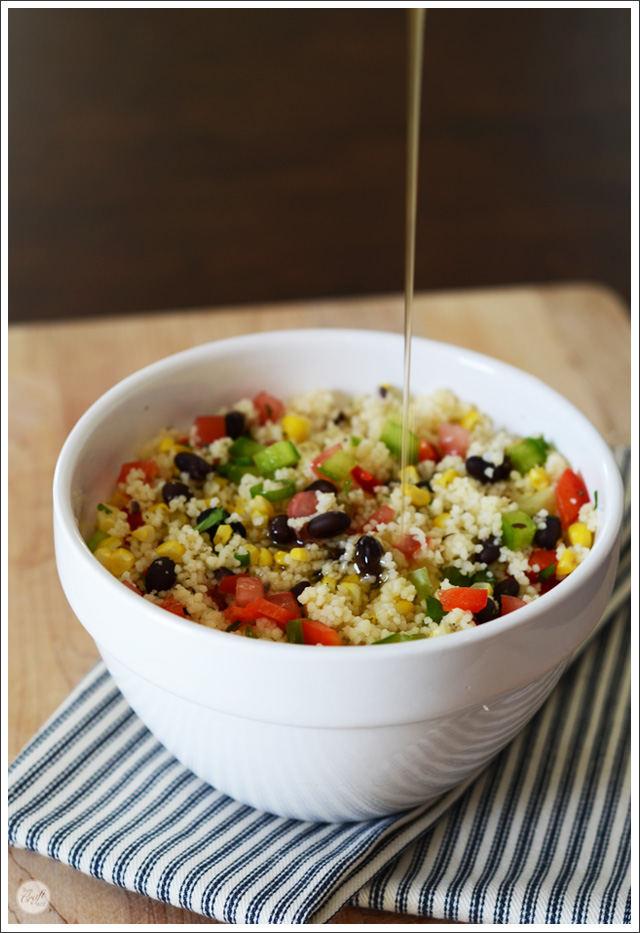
[225, 410, 245, 439]
[304, 479, 338, 494]
[492, 456, 512, 481]
[534, 515, 562, 549]
[269, 515, 296, 546]
[146, 557, 177, 593]
[416, 480, 432, 491]
[291, 580, 311, 602]
[174, 451, 212, 481]
[378, 385, 388, 397]
[229, 521, 247, 539]
[162, 481, 193, 505]
[333, 411, 346, 425]
[354, 535, 384, 576]
[129, 500, 140, 515]
[307, 511, 351, 539]
[494, 576, 519, 600]
[475, 537, 501, 564]
[465, 456, 498, 483]
[212, 567, 235, 583]
[475, 596, 500, 625]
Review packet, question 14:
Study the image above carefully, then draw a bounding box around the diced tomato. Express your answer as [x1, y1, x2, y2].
[159, 595, 188, 617]
[301, 619, 343, 646]
[394, 534, 422, 562]
[437, 423, 470, 457]
[266, 592, 300, 616]
[500, 595, 528, 616]
[254, 391, 285, 425]
[540, 578, 560, 595]
[310, 443, 342, 478]
[527, 549, 557, 583]
[122, 580, 142, 595]
[360, 505, 395, 532]
[351, 464, 382, 495]
[224, 597, 298, 627]
[117, 459, 159, 486]
[438, 586, 489, 612]
[418, 439, 440, 462]
[193, 415, 227, 446]
[555, 469, 590, 529]
[287, 491, 319, 518]
[235, 576, 265, 606]
[218, 573, 247, 595]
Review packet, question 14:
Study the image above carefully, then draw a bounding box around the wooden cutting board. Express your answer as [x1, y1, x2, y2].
[7, 283, 630, 925]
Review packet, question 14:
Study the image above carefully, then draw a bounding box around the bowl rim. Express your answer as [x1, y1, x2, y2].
[53, 327, 625, 662]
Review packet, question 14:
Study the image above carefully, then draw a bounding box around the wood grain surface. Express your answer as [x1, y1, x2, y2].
[7, 284, 631, 924]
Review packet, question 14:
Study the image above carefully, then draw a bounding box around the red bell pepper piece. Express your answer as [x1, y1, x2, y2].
[117, 459, 159, 486]
[224, 597, 298, 628]
[217, 573, 248, 595]
[418, 439, 440, 462]
[159, 594, 188, 617]
[555, 469, 590, 529]
[254, 391, 285, 425]
[394, 534, 422, 562]
[351, 464, 382, 495]
[438, 586, 489, 613]
[266, 592, 300, 616]
[500, 594, 528, 615]
[301, 619, 343, 646]
[193, 415, 227, 446]
[527, 549, 557, 584]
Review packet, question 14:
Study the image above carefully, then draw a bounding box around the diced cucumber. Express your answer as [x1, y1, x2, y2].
[515, 486, 557, 516]
[317, 449, 356, 483]
[508, 437, 549, 473]
[229, 436, 265, 459]
[380, 418, 419, 463]
[501, 509, 537, 550]
[253, 440, 300, 477]
[372, 632, 427, 644]
[408, 567, 432, 601]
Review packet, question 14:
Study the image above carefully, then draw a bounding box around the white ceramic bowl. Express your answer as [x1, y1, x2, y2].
[53, 329, 623, 822]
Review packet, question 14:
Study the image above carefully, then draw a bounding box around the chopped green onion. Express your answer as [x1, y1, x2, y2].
[501, 510, 537, 550]
[425, 595, 445, 623]
[87, 529, 108, 552]
[372, 632, 427, 644]
[350, 436, 361, 446]
[234, 550, 250, 567]
[97, 503, 112, 514]
[195, 507, 226, 533]
[594, 490, 598, 510]
[253, 440, 300, 477]
[286, 618, 305, 643]
[408, 567, 432, 601]
[342, 477, 352, 495]
[380, 418, 418, 462]
[508, 437, 550, 474]
[538, 561, 557, 581]
[249, 480, 296, 502]
[244, 625, 257, 638]
[226, 620, 242, 632]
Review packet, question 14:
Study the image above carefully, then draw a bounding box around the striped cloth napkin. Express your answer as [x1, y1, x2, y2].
[8, 452, 631, 925]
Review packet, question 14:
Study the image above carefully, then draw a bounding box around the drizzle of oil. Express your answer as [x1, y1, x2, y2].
[399, 8, 426, 532]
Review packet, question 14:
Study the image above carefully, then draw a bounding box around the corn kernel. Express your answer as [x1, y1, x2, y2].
[214, 524, 232, 546]
[244, 544, 260, 566]
[96, 504, 119, 532]
[101, 536, 123, 550]
[216, 477, 229, 487]
[156, 540, 186, 561]
[395, 599, 415, 616]
[290, 548, 309, 562]
[234, 497, 247, 514]
[173, 444, 192, 455]
[459, 408, 480, 431]
[321, 576, 337, 592]
[250, 496, 275, 520]
[282, 414, 310, 443]
[94, 546, 115, 568]
[556, 549, 578, 576]
[131, 524, 157, 542]
[274, 550, 289, 566]
[434, 468, 457, 487]
[528, 466, 550, 491]
[568, 522, 592, 548]
[338, 581, 361, 608]
[158, 437, 176, 453]
[471, 581, 494, 596]
[109, 489, 130, 509]
[342, 574, 361, 585]
[259, 547, 273, 566]
[405, 484, 431, 507]
[148, 502, 170, 515]
[433, 513, 450, 528]
[108, 548, 136, 576]
[398, 465, 419, 484]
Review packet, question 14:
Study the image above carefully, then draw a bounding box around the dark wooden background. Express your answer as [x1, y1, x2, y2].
[9, 7, 630, 322]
